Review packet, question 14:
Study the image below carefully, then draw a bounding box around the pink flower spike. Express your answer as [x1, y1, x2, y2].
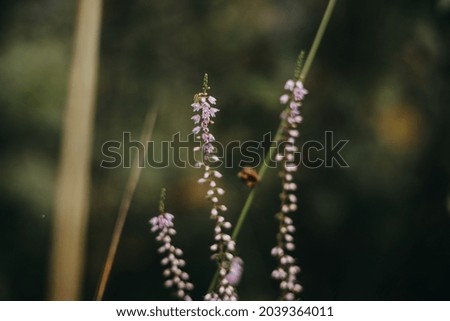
[272, 77, 308, 301]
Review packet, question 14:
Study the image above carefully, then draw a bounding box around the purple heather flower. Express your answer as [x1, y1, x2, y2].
[149, 213, 174, 232]
[284, 80, 295, 91]
[293, 81, 308, 101]
[191, 114, 201, 124]
[225, 257, 244, 286]
[191, 76, 242, 300]
[271, 79, 308, 300]
[208, 96, 217, 104]
[150, 192, 194, 301]
[191, 94, 220, 158]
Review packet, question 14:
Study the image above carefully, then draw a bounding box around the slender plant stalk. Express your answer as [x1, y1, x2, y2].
[234, 0, 336, 240]
[49, 0, 103, 300]
[95, 109, 158, 301]
[208, 0, 336, 293]
[231, 123, 284, 240]
[300, 0, 336, 81]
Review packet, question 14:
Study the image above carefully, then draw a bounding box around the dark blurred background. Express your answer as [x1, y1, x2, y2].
[1, 0, 450, 300]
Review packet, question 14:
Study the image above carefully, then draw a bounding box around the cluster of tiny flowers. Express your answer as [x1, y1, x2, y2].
[203, 256, 243, 301]
[150, 213, 194, 300]
[271, 79, 307, 300]
[271, 216, 302, 300]
[191, 88, 242, 300]
[191, 94, 219, 159]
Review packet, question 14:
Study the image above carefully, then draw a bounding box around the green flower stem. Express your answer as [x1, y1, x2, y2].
[231, 123, 285, 240]
[300, 0, 336, 81]
[207, 0, 336, 294]
[159, 188, 166, 213]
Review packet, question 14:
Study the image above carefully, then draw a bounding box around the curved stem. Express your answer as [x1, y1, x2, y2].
[95, 108, 158, 300]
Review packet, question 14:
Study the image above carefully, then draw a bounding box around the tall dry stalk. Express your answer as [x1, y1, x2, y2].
[49, 0, 103, 300]
[95, 109, 158, 301]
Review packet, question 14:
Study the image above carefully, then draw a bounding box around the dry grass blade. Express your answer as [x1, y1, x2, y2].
[49, 0, 103, 300]
[95, 109, 158, 301]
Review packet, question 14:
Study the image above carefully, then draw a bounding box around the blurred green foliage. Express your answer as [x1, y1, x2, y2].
[0, 0, 450, 300]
